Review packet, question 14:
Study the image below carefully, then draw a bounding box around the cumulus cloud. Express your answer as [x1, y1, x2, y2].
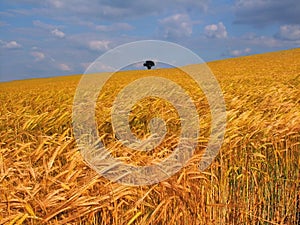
[95, 22, 133, 32]
[1, 40, 22, 49]
[51, 28, 65, 38]
[229, 47, 251, 57]
[159, 14, 193, 39]
[82, 61, 116, 72]
[275, 24, 300, 41]
[81, 61, 118, 72]
[234, 0, 300, 26]
[33, 20, 66, 38]
[33, 20, 55, 30]
[48, 0, 64, 8]
[88, 40, 111, 51]
[58, 63, 71, 71]
[242, 34, 283, 48]
[31, 51, 45, 61]
[204, 22, 227, 39]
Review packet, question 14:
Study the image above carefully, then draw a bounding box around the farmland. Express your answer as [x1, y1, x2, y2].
[0, 48, 299, 224]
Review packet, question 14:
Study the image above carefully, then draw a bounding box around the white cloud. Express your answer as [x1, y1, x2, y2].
[275, 24, 300, 41]
[31, 46, 39, 50]
[88, 40, 111, 51]
[33, 20, 66, 38]
[204, 22, 227, 39]
[51, 28, 65, 38]
[159, 14, 193, 39]
[245, 35, 282, 48]
[229, 47, 251, 57]
[33, 20, 55, 30]
[48, 0, 64, 8]
[244, 47, 251, 53]
[1, 40, 22, 49]
[92, 62, 116, 72]
[95, 22, 134, 32]
[31, 51, 45, 61]
[82, 61, 116, 72]
[58, 63, 71, 71]
[4, 41, 22, 49]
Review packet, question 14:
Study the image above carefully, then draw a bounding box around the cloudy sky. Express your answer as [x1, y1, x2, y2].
[0, 0, 300, 82]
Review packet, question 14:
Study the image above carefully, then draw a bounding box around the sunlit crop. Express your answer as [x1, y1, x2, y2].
[0, 48, 299, 224]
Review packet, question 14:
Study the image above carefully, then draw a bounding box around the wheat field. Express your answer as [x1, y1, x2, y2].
[0, 48, 299, 224]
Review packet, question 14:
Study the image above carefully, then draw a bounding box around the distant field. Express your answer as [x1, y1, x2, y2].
[0, 48, 299, 224]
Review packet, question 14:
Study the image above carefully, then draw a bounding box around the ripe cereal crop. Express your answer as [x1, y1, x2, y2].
[0, 48, 299, 224]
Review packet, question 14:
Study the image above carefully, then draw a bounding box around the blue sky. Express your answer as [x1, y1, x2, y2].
[0, 0, 300, 82]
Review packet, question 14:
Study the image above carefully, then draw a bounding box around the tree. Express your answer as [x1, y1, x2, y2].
[143, 60, 155, 70]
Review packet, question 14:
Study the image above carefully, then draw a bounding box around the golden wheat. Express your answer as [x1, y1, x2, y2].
[0, 48, 299, 224]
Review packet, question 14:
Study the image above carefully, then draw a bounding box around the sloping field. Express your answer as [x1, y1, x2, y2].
[0, 48, 299, 224]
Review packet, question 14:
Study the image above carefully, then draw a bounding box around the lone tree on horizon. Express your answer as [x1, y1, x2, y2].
[143, 60, 155, 70]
